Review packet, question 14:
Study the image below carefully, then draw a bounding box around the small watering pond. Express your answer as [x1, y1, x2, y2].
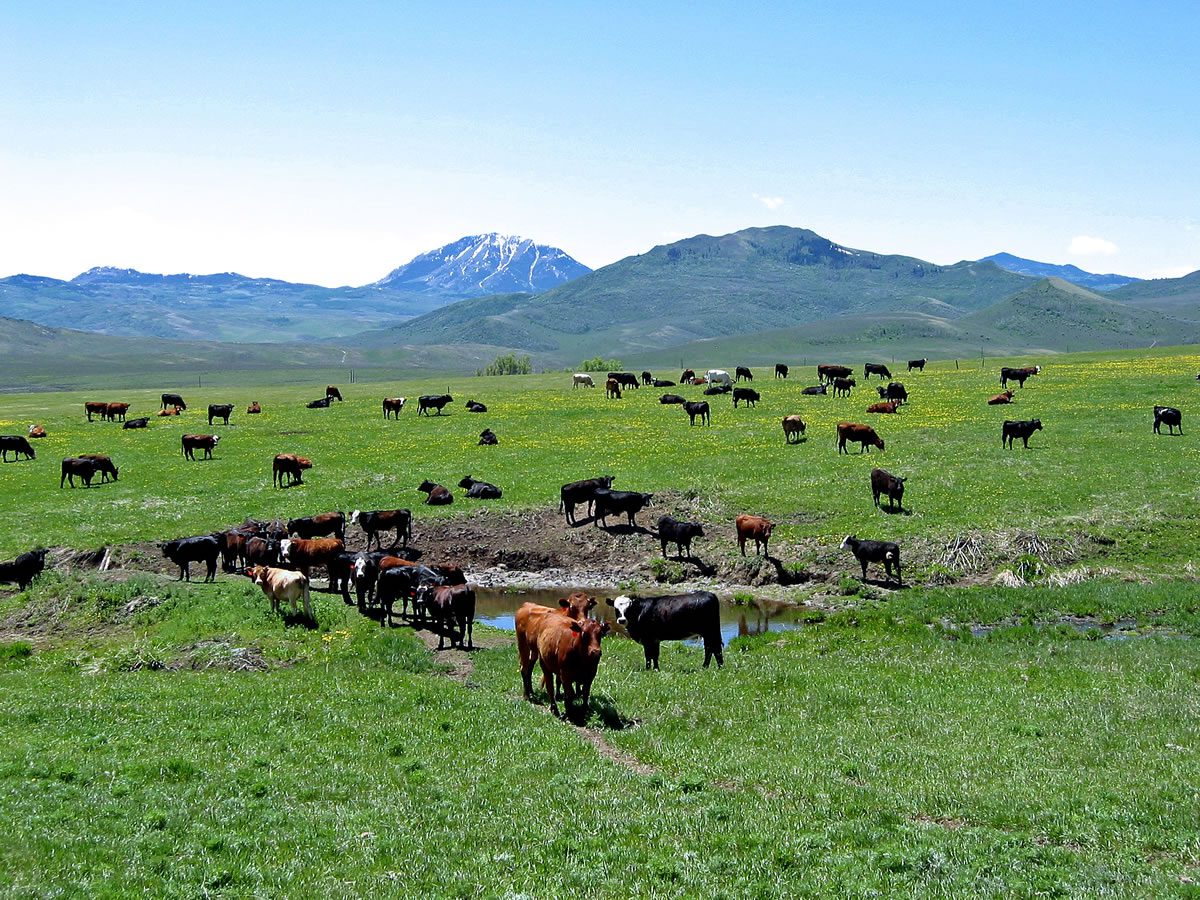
[474, 587, 815, 646]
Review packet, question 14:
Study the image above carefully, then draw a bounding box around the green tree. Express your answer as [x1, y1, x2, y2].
[580, 356, 623, 372]
[478, 353, 533, 376]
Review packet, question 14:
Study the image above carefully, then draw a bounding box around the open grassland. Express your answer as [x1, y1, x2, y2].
[1, 347, 1198, 583]
[1, 574, 1198, 896]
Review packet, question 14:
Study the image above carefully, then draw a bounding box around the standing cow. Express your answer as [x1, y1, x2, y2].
[607, 592, 724, 670]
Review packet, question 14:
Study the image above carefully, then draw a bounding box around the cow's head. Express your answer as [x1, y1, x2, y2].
[417, 479, 436, 493]
[840, 535, 856, 551]
[458, 476, 475, 489]
[349, 510, 361, 526]
[245, 565, 266, 582]
[560, 592, 597, 618]
[1032, 419, 1042, 430]
[352, 555, 371, 581]
[607, 595, 635, 625]
[571, 618, 609, 656]
[691, 523, 706, 537]
[279, 539, 293, 563]
[874, 438, 886, 451]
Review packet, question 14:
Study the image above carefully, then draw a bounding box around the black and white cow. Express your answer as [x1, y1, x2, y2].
[606, 591, 724, 670]
[840, 535, 901, 583]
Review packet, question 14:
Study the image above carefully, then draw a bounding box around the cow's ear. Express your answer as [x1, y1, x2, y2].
[570, 621, 583, 633]
[585, 597, 597, 610]
[599, 622, 611, 636]
[605, 598, 615, 607]
[558, 598, 571, 609]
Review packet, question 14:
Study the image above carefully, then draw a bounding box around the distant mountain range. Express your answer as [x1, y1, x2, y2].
[0, 234, 589, 342]
[980, 252, 1140, 291]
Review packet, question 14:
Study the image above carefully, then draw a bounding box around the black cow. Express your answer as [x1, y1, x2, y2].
[657, 516, 704, 559]
[326, 386, 344, 402]
[876, 382, 908, 403]
[465, 400, 488, 413]
[161, 393, 187, 410]
[0, 549, 48, 591]
[907, 358, 927, 373]
[160, 536, 220, 582]
[122, 417, 150, 429]
[641, 371, 653, 386]
[59, 457, 98, 488]
[418, 394, 454, 416]
[870, 468, 906, 511]
[617, 373, 640, 389]
[1000, 366, 1041, 389]
[735, 366, 753, 382]
[652, 379, 676, 388]
[774, 363, 789, 379]
[683, 400, 710, 426]
[0, 435, 36, 462]
[592, 488, 653, 528]
[418, 479, 453, 505]
[306, 397, 332, 409]
[801, 384, 827, 395]
[607, 592, 724, 670]
[1154, 406, 1183, 435]
[841, 535, 901, 583]
[478, 429, 498, 445]
[732, 387, 760, 408]
[459, 475, 502, 499]
[350, 509, 412, 550]
[1002, 419, 1043, 449]
[864, 363, 892, 380]
[208, 404, 234, 425]
[659, 394, 686, 405]
[703, 383, 731, 396]
[832, 377, 856, 397]
[376, 565, 446, 627]
[560, 476, 615, 525]
[349, 553, 380, 610]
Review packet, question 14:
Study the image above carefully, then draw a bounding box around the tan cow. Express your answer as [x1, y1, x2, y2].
[246, 565, 313, 620]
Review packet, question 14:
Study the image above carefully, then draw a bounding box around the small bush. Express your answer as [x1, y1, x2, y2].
[580, 356, 623, 373]
[0, 641, 33, 661]
[477, 353, 532, 376]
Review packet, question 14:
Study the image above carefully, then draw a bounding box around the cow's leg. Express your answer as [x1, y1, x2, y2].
[860, 559, 869, 580]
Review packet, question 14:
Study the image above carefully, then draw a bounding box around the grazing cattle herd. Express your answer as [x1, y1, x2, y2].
[0, 358, 1194, 721]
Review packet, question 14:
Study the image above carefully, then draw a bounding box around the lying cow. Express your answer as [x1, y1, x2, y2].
[478, 429, 498, 445]
[592, 488, 653, 528]
[247, 401, 262, 414]
[382, 397, 406, 418]
[0, 435, 36, 462]
[306, 397, 332, 409]
[418, 394, 454, 416]
[0, 548, 48, 591]
[652, 379, 676, 388]
[27, 425, 47, 438]
[988, 390, 1015, 405]
[350, 508, 412, 550]
[703, 383, 731, 396]
[208, 403, 234, 425]
[246, 565, 313, 621]
[683, 400, 710, 426]
[465, 400, 487, 413]
[870, 467, 906, 511]
[607, 591, 723, 670]
[657, 515, 704, 558]
[418, 479, 453, 505]
[158, 407, 182, 417]
[801, 384, 827, 396]
[1154, 406, 1183, 435]
[735, 514, 773, 557]
[459, 475, 502, 499]
[181, 433, 220, 460]
[122, 417, 149, 430]
[161, 535, 220, 582]
[782, 415, 806, 444]
[837, 422, 884, 454]
[841, 535, 901, 583]
[659, 393, 686, 405]
[572, 373, 595, 389]
[866, 401, 899, 414]
[560, 476, 614, 525]
[732, 387, 760, 408]
[1002, 419, 1043, 449]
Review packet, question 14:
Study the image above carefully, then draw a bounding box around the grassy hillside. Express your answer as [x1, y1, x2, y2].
[1109, 269, 1200, 320]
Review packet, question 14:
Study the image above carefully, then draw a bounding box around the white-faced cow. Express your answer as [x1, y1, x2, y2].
[607, 592, 724, 670]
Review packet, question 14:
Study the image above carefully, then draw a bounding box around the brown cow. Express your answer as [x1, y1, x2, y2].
[382, 397, 406, 419]
[104, 402, 131, 422]
[736, 514, 774, 557]
[517, 593, 597, 699]
[84, 401, 107, 422]
[278, 537, 344, 582]
[866, 401, 900, 414]
[157, 406, 182, 417]
[535, 616, 609, 719]
[27, 425, 46, 438]
[988, 391, 1015, 405]
[606, 378, 622, 399]
[247, 401, 262, 414]
[420, 583, 477, 650]
[273, 453, 312, 487]
[418, 479, 453, 505]
[215, 529, 248, 572]
[818, 364, 852, 384]
[837, 422, 884, 454]
[782, 415, 806, 444]
[182, 434, 220, 460]
[246, 565, 313, 621]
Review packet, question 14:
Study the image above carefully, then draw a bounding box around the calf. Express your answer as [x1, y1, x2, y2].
[122, 417, 149, 429]
[158, 406, 181, 417]
[287, 511, 346, 541]
[866, 401, 900, 414]
[465, 400, 488, 413]
[801, 384, 827, 395]
[278, 536, 344, 582]
[832, 376, 856, 397]
[27, 425, 47, 439]
[605, 378, 622, 399]
[683, 400, 710, 426]
[870, 468, 906, 511]
[246, 565, 313, 621]
[78, 454, 119, 483]
[181, 433, 220, 460]
[607, 591, 723, 670]
[864, 363, 892, 380]
[0, 435, 36, 461]
[60, 457, 98, 488]
[459, 475, 502, 499]
[774, 363, 789, 379]
[657, 515, 704, 558]
[652, 379, 676, 388]
[1000, 365, 1041, 389]
[560, 475, 615, 525]
[659, 393, 686, 405]
[988, 390, 1015, 405]
[419, 582, 477, 650]
[907, 358, 927, 372]
[478, 428, 498, 445]
[161, 393, 187, 410]
[516, 592, 597, 699]
[418, 394, 454, 415]
[161, 535, 220, 582]
[1002, 419, 1043, 449]
[273, 453, 312, 487]
[382, 397, 406, 418]
[837, 422, 884, 454]
[418, 479, 453, 505]
[735, 514, 774, 557]
[350, 508, 412, 550]
[326, 385, 344, 402]
[349, 553, 380, 610]
[247, 401, 262, 414]
[782, 415, 806, 444]
[535, 616, 609, 718]
[572, 373, 595, 388]
[0, 549, 48, 591]
[208, 403, 234, 425]
[735, 366, 753, 382]
[732, 387, 760, 408]
[592, 488, 653, 528]
[1154, 406, 1183, 435]
[841, 534, 902, 583]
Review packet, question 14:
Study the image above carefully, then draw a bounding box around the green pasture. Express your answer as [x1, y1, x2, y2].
[1, 347, 1198, 578]
[1, 573, 1198, 896]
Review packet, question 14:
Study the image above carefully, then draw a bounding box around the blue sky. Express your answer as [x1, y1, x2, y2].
[2, 1, 1197, 285]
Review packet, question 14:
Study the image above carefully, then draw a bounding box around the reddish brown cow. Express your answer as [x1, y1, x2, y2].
[182, 434, 220, 460]
[382, 397, 406, 418]
[158, 406, 182, 417]
[105, 402, 131, 422]
[84, 401, 108, 422]
[247, 401, 262, 414]
[28, 425, 46, 438]
[866, 401, 900, 414]
[782, 415, 806, 444]
[818, 364, 852, 384]
[516, 593, 597, 699]
[535, 616, 609, 719]
[605, 378, 622, 399]
[736, 514, 774, 557]
[988, 391, 1015, 405]
[273, 453, 312, 487]
[837, 422, 885, 454]
[278, 537, 344, 582]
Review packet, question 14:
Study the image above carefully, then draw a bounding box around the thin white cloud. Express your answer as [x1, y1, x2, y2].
[1069, 234, 1118, 256]
[754, 194, 785, 210]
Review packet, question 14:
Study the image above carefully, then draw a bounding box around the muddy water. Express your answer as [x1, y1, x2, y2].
[474, 587, 814, 646]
